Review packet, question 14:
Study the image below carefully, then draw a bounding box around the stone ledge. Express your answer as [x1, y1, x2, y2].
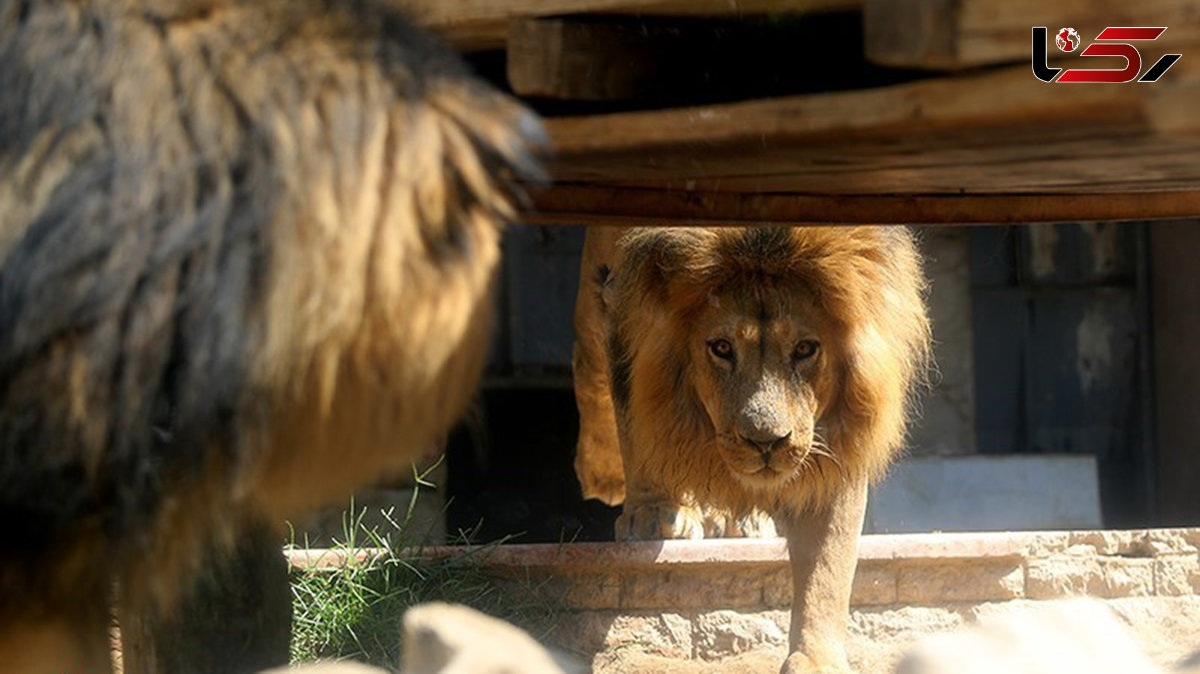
[286, 530, 1200, 671]
[288, 528, 1200, 579]
[286, 530, 1200, 608]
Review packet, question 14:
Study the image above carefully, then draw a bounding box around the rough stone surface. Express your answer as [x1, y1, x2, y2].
[1068, 530, 1160, 557]
[1102, 559, 1155, 597]
[1104, 596, 1200, 667]
[897, 562, 1024, 603]
[593, 649, 787, 674]
[693, 611, 786, 660]
[895, 599, 1159, 674]
[1026, 557, 1107, 599]
[846, 606, 968, 674]
[853, 563, 899, 606]
[531, 532, 1200, 672]
[285, 530, 1200, 674]
[602, 613, 694, 659]
[1156, 555, 1200, 596]
[568, 598, 1200, 674]
[622, 569, 763, 610]
[500, 572, 621, 610]
[761, 566, 792, 608]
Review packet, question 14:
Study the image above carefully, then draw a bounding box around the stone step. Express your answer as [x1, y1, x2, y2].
[289, 529, 1200, 673]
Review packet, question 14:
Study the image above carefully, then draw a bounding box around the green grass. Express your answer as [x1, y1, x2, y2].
[287, 463, 563, 670]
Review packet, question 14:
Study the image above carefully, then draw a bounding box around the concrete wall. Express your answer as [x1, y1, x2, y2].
[909, 227, 977, 456]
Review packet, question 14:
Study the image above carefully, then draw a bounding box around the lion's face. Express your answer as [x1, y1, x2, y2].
[687, 279, 837, 492]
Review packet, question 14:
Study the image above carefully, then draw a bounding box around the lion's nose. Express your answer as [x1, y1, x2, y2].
[742, 431, 791, 456]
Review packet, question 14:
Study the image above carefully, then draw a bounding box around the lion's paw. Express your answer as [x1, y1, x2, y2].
[616, 502, 778, 540]
[579, 474, 626, 506]
[615, 501, 708, 540]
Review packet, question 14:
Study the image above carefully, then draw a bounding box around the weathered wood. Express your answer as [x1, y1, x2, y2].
[527, 184, 1200, 226]
[544, 66, 1147, 154]
[864, 0, 1200, 70]
[398, 0, 860, 50]
[534, 126, 1200, 225]
[568, 130, 1200, 194]
[507, 18, 657, 100]
[1151, 220, 1200, 525]
[527, 59, 1200, 226]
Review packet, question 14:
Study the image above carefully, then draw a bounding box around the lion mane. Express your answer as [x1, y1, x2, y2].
[0, 0, 542, 664]
[604, 226, 931, 515]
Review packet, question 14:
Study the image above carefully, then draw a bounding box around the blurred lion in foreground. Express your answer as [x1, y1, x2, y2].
[0, 0, 541, 671]
[573, 226, 930, 673]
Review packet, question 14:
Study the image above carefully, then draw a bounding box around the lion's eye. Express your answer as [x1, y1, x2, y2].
[708, 339, 734, 360]
[793, 340, 820, 361]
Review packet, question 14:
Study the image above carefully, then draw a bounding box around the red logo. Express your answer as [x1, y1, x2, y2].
[1032, 26, 1181, 83]
[1056, 27, 1081, 52]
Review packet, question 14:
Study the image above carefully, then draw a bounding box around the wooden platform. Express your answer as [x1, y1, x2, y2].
[401, 0, 1200, 226]
[532, 69, 1200, 225]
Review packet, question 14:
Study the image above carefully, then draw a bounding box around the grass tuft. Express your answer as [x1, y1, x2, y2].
[287, 462, 563, 670]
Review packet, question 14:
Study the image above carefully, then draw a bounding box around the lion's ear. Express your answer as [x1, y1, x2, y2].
[614, 228, 708, 304]
[594, 264, 615, 314]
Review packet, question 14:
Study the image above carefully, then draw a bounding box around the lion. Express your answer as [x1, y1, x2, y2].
[0, 1, 542, 671]
[573, 226, 930, 673]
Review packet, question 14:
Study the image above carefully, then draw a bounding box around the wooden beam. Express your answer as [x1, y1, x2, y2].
[397, 0, 861, 50]
[864, 0, 1200, 70]
[545, 66, 1147, 154]
[528, 62, 1200, 226]
[507, 18, 658, 100]
[526, 182, 1200, 226]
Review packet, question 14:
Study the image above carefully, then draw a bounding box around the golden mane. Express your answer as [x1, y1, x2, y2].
[606, 226, 931, 514]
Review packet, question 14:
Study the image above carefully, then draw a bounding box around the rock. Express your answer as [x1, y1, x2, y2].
[402, 602, 581, 674]
[894, 599, 1161, 674]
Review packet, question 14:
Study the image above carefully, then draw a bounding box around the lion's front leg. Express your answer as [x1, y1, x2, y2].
[778, 477, 868, 674]
[573, 227, 629, 506]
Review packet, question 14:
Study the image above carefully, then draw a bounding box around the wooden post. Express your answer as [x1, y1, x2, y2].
[1151, 220, 1200, 526]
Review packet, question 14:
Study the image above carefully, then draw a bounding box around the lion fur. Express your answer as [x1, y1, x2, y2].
[576, 226, 931, 517]
[0, 0, 542, 663]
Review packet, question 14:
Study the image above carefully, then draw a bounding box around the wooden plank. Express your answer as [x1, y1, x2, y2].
[507, 18, 658, 100]
[398, 0, 860, 50]
[519, 45, 1200, 226]
[548, 121, 1152, 184]
[864, 0, 1200, 70]
[526, 183, 1200, 226]
[530, 123, 1200, 224]
[545, 66, 1148, 154]
[569, 133, 1200, 194]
